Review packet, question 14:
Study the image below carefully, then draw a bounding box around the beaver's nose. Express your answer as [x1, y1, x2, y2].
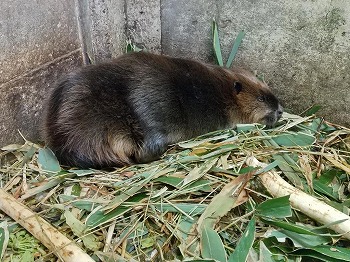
[277, 105, 284, 119]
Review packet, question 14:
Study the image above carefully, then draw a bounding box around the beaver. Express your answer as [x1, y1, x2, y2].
[43, 52, 283, 168]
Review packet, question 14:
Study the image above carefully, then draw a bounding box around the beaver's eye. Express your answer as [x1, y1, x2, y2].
[257, 96, 265, 102]
[233, 81, 242, 94]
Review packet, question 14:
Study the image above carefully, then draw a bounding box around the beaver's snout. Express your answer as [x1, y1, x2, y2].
[264, 104, 284, 127]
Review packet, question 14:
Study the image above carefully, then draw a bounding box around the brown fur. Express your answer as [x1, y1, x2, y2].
[43, 52, 283, 168]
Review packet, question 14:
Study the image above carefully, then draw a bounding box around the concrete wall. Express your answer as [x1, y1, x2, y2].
[1, 0, 349, 147]
[0, 0, 83, 146]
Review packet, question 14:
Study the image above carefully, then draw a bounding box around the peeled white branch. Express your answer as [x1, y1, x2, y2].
[246, 156, 350, 240]
[0, 189, 94, 262]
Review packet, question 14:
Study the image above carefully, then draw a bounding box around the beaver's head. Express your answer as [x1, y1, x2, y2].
[228, 68, 283, 127]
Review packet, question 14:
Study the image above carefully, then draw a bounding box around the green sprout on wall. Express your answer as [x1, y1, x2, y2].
[212, 20, 245, 68]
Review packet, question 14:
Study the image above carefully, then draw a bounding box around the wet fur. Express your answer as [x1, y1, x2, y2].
[44, 52, 283, 168]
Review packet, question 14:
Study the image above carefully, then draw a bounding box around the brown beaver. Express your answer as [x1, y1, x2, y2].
[44, 52, 283, 168]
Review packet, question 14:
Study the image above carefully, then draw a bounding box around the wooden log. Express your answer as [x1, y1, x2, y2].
[246, 156, 350, 240]
[0, 189, 94, 262]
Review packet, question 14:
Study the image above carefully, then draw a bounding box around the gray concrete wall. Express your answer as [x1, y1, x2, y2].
[1, 0, 349, 147]
[0, 0, 83, 146]
[76, 0, 126, 64]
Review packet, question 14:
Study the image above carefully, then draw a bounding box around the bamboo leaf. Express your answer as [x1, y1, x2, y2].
[153, 203, 206, 216]
[259, 241, 276, 262]
[86, 194, 146, 228]
[256, 196, 292, 218]
[226, 30, 245, 68]
[37, 148, 61, 173]
[0, 222, 9, 260]
[197, 171, 253, 230]
[69, 169, 95, 176]
[303, 105, 322, 116]
[291, 246, 350, 261]
[201, 226, 227, 262]
[178, 133, 231, 148]
[64, 210, 102, 251]
[228, 218, 256, 262]
[212, 20, 223, 66]
[86, 206, 130, 229]
[182, 158, 217, 186]
[20, 172, 75, 200]
[102, 185, 144, 211]
[269, 229, 330, 248]
[272, 132, 316, 147]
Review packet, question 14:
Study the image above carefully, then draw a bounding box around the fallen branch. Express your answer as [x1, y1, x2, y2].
[0, 189, 94, 262]
[246, 156, 350, 240]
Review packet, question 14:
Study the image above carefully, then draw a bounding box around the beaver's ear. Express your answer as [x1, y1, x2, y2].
[233, 81, 242, 94]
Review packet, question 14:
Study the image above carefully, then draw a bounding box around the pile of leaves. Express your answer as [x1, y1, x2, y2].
[0, 111, 349, 262]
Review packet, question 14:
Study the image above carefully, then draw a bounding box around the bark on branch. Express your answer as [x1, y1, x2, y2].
[0, 189, 94, 262]
[246, 156, 350, 240]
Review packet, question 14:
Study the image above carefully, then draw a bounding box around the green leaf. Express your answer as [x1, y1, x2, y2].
[178, 133, 231, 149]
[256, 196, 292, 218]
[86, 206, 130, 229]
[197, 172, 252, 230]
[313, 180, 338, 200]
[37, 148, 61, 173]
[262, 219, 332, 247]
[69, 169, 95, 176]
[201, 226, 227, 262]
[255, 160, 280, 175]
[155, 176, 183, 187]
[178, 155, 202, 164]
[156, 176, 212, 192]
[303, 105, 322, 116]
[20, 172, 75, 200]
[272, 132, 316, 147]
[291, 246, 350, 262]
[22, 145, 37, 165]
[64, 210, 102, 251]
[272, 154, 304, 188]
[236, 124, 259, 133]
[185, 179, 212, 192]
[125, 41, 142, 53]
[268, 230, 330, 248]
[318, 169, 340, 185]
[59, 195, 104, 211]
[71, 184, 82, 196]
[177, 217, 197, 242]
[122, 223, 148, 239]
[21, 251, 34, 262]
[86, 193, 146, 228]
[259, 241, 276, 262]
[228, 218, 256, 262]
[212, 20, 223, 66]
[140, 236, 156, 249]
[0, 221, 9, 260]
[262, 218, 321, 235]
[182, 158, 217, 186]
[199, 144, 238, 159]
[183, 258, 217, 262]
[126, 41, 133, 53]
[260, 237, 293, 260]
[102, 185, 144, 211]
[226, 30, 245, 68]
[309, 246, 350, 260]
[178, 216, 199, 256]
[153, 203, 206, 216]
[238, 166, 258, 174]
